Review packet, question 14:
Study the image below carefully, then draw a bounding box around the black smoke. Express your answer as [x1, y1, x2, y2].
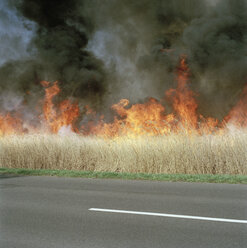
[83, 0, 247, 118]
[0, 0, 107, 111]
[0, 0, 246, 119]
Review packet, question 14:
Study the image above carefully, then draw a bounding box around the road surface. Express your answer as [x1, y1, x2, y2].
[0, 174, 247, 248]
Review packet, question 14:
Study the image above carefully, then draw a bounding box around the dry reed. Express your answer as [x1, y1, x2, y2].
[0, 131, 246, 175]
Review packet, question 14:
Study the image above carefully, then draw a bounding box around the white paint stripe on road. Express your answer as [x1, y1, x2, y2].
[89, 208, 247, 224]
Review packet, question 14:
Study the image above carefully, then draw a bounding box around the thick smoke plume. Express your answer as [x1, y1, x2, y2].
[0, 0, 246, 119]
[0, 0, 107, 112]
[85, 0, 247, 118]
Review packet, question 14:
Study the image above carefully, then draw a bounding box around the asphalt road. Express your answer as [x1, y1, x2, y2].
[0, 174, 247, 248]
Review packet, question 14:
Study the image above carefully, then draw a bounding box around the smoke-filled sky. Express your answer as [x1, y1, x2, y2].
[0, 0, 246, 118]
[0, 0, 34, 65]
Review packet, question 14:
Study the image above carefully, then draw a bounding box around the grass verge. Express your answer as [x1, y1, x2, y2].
[0, 167, 246, 184]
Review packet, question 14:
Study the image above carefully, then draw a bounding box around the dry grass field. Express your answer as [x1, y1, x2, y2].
[0, 131, 246, 175]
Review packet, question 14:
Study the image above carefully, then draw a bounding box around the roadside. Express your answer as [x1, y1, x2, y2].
[0, 167, 246, 184]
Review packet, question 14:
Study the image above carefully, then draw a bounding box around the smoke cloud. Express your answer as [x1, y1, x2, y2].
[0, 0, 246, 118]
[0, 0, 34, 66]
[0, 0, 107, 112]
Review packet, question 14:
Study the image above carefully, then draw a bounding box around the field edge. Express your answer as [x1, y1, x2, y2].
[0, 167, 246, 184]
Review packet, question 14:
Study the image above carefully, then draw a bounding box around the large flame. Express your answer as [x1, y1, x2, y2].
[85, 98, 174, 137]
[166, 56, 198, 131]
[41, 81, 79, 133]
[0, 56, 246, 137]
[86, 56, 221, 137]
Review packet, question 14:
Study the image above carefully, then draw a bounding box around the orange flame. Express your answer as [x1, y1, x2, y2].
[0, 113, 23, 136]
[88, 56, 219, 137]
[0, 56, 246, 137]
[166, 56, 198, 132]
[86, 98, 175, 137]
[224, 84, 247, 127]
[41, 81, 79, 133]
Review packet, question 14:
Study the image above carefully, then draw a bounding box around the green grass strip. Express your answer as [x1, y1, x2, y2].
[0, 167, 246, 184]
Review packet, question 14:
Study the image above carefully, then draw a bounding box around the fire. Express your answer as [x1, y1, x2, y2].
[0, 56, 246, 137]
[224, 84, 247, 128]
[41, 81, 79, 133]
[166, 56, 198, 132]
[85, 98, 174, 137]
[0, 113, 23, 136]
[87, 56, 220, 137]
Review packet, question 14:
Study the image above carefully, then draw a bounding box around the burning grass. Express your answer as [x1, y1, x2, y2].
[0, 57, 246, 176]
[0, 132, 246, 175]
[1, 56, 247, 138]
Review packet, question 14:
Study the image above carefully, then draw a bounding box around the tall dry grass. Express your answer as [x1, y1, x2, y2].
[0, 131, 246, 175]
